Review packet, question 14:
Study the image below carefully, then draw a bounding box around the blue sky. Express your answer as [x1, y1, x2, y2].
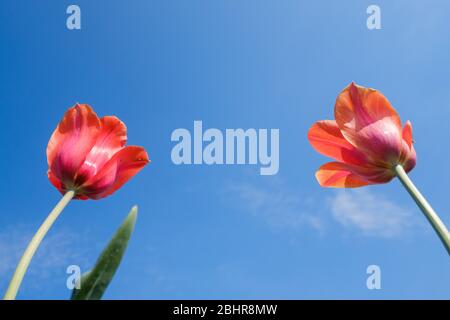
[0, 0, 449, 299]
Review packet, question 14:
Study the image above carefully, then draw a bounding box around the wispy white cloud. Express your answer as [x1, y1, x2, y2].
[0, 224, 91, 293]
[225, 177, 418, 239]
[224, 178, 325, 233]
[330, 189, 416, 238]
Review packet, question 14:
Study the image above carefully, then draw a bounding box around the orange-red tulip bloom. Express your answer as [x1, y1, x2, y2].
[47, 104, 149, 199]
[308, 83, 416, 188]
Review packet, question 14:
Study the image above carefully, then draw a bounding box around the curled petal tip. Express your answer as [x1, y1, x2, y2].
[72, 103, 93, 112]
[402, 120, 413, 149]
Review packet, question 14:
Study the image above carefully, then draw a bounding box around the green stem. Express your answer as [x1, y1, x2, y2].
[394, 165, 450, 255]
[3, 190, 75, 300]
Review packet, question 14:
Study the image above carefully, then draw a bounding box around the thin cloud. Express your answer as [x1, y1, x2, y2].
[0, 224, 91, 293]
[224, 178, 325, 233]
[330, 189, 416, 238]
[224, 177, 419, 239]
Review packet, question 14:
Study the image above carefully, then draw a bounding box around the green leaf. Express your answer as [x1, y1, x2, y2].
[71, 206, 138, 300]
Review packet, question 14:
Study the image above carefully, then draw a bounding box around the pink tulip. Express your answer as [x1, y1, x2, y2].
[308, 83, 416, 187]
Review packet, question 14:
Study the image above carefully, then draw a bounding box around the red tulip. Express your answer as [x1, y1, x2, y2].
[47, 104, 149, 199]
[308, 83, 416, 187]
[4, 104, 150, 300]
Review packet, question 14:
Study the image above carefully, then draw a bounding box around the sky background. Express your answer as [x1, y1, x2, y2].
[0, 0, 449, 299]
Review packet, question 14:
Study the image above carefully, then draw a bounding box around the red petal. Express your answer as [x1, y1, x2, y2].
[75, 116, 127, 185]
[402, 120, 413, 149]
[315, 160, 398, 187]
[399, 121, 416, 173]
[47, 104, 101, 183]
[82, 146, 149, 199]
[308, 120, 367, 165]
[315, 162, 372, 188]
[334, 83, 403, 165]
[48, 170, 64, 194]
[335, 83, 402, 132]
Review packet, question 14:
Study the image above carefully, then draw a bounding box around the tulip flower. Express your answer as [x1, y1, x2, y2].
[308, 83, 450, 255]
[4, 104, 149, 299]
[47, 104, 149, 200]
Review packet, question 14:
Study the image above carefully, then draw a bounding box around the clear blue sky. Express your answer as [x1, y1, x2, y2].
[0, 0, 449, 299]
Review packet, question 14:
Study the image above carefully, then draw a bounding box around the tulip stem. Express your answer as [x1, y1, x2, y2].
[394, 165, 450, 255]
[3, 190, 75, 300]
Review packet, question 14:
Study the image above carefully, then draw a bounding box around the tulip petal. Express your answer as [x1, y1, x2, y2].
[334, 83, 404, 165]
[315, 162, 372, 188]
[316, 162, 372, 188]
[402, 120, 413, 149]
[83, 146, 150, 199]
[335, 83, 402, 132]
[398, 141, 416, 173]
[47, 104, 101, 183]
[308, 120, 367, 165]
[403, 144, 416, 173]
[48, 170, 64, 194]
[81, 160, 119, 198]
[75, 116, 127, 185]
